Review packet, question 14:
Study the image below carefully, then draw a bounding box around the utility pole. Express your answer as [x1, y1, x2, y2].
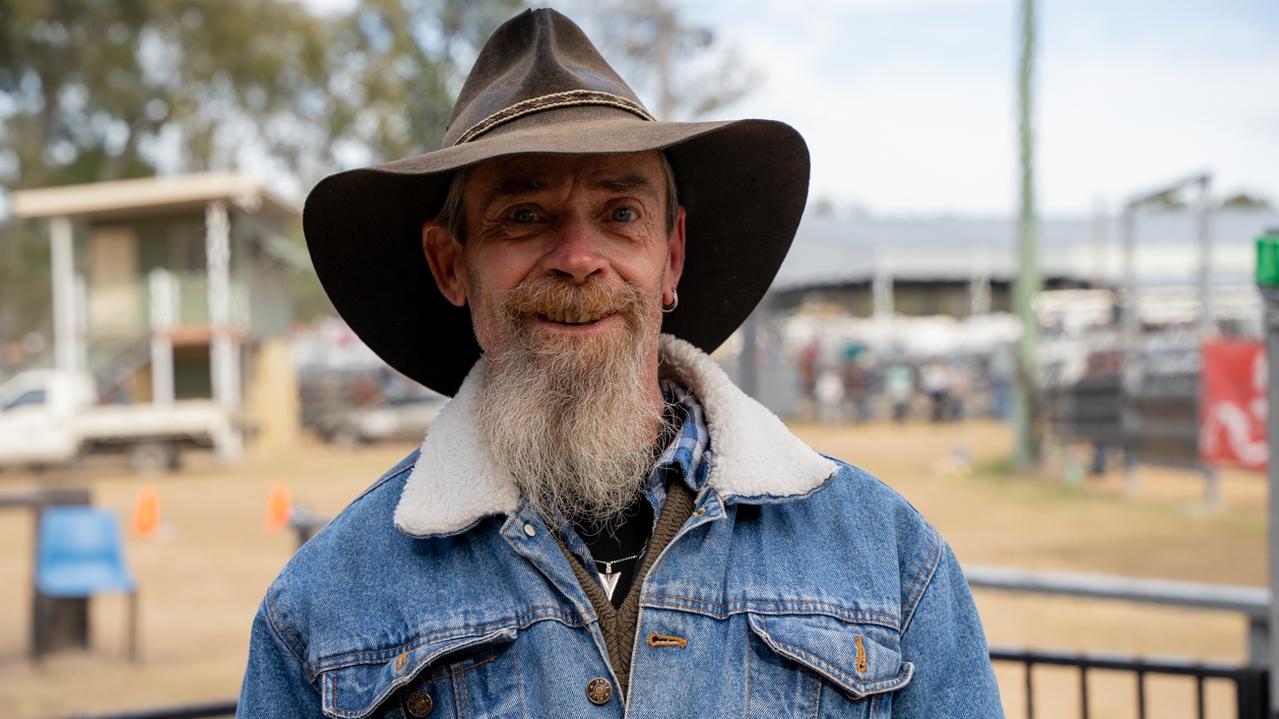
[1013, 0, 1042, 469]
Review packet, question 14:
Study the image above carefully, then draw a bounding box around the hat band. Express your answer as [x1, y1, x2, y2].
[453, 89, 655, 145]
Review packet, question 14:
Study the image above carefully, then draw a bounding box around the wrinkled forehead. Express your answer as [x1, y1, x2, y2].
[465, 151, 667, 197]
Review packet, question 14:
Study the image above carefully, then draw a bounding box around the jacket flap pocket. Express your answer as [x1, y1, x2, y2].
[318, 626, 517, 719]
[746, 613, 913, 699]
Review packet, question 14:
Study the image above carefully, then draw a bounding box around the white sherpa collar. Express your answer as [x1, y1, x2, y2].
[393, 334, 838, 537]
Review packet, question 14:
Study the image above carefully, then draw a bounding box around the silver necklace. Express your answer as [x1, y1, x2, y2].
[593, 544, 647, 600]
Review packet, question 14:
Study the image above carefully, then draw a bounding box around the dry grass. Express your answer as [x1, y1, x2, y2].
[0, 420, 1265, 718]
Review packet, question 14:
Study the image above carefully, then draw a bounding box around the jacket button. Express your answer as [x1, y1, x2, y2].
[585, 677, 613, 705]
[404, 690, 434, 717]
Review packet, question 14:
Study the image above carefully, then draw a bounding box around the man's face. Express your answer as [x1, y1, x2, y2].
[422, 152, 687, 524]
[424, 151, 685, 375]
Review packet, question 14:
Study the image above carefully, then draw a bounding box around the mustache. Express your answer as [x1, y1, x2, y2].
[500, 277, 650, 323]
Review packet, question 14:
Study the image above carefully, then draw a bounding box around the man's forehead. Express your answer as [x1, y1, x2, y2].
[469, 152, 665, 191]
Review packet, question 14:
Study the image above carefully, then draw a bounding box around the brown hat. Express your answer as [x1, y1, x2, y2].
[303, 8, 809, 396]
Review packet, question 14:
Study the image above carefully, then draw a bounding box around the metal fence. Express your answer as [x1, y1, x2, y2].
[990, 647, 1267, 719]
[970, 565, 1271, 718]
[1044, 357, 1223, 506]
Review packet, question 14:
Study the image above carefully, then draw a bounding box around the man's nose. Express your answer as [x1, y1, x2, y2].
[543, 213, 607, 284]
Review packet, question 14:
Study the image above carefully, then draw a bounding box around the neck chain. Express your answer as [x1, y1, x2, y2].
[593, 542, 648, 600]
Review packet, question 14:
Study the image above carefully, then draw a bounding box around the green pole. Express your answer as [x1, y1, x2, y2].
[1013, 0, 1041, 469]
[1256, 230, 1279, 710]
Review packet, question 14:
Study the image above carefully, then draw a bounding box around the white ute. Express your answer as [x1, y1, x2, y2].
[0, 369, 236, 473]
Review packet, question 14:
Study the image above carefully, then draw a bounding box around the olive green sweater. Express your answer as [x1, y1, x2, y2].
[555, 480, 696, 697]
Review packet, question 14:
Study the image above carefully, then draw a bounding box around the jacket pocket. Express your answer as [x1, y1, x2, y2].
[317, 626, 521, 719]
[746, 613, 913, 718]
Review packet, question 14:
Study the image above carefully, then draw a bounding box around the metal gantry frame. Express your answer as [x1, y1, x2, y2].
[1118, 172, 1216, 504]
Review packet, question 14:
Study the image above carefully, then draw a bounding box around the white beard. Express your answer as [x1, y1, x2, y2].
[474, 277, 667, 528]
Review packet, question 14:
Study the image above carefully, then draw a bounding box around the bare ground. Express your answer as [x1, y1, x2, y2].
[0, 419, 1264, 718]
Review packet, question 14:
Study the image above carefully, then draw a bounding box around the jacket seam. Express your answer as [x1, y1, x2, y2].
[752, 629, 913, 697]
[418, 647, 498, 683]
[267, 452, 420, 685]
[354, 451, 419, 504]
[263, 592, 311, 680]
[307, 609, 587, 674]
[310, 452, 421, 546]
[899, 527, 945, 636]
[639, 595, 901, 629]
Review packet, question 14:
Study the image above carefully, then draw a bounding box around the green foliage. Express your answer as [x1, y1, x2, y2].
[0, 0, 521, 350]
[562, 0, 756, 120]
[0, 0, 521, 193]
[1143, 189, 1188, 210]
[1220, 192, 1272, 210]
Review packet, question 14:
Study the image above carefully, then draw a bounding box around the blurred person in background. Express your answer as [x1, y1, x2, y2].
[948, 361, 971, 421]
[840, 343, 872, 422]
[886, 362, 915, 424]
[815, 364, 846, 423]
[796, 336, 821, 419]
[239, 9, 1000, 717]
[921, 360, 950, 424]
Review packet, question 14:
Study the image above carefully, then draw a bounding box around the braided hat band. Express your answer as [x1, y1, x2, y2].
[454, 89, 656, 146]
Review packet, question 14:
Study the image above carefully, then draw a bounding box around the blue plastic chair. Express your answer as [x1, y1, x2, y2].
[36, 506, 139, 660]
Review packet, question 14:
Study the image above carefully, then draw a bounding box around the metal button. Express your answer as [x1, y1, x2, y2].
[404, 689, 434, 717]
[585, 676, 613, 705]
[523, 523, 537, 537]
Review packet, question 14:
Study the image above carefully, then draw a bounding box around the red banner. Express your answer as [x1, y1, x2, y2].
[1200, 339, 1267, 471]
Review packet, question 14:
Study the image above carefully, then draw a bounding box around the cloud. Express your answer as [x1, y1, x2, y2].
[715, 0, 1279, 214]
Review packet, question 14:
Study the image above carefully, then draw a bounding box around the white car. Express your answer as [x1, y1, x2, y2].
[0, 369, 236, 472]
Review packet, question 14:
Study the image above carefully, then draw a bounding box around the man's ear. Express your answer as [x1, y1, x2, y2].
[665, 206, 687, 298]
[422, 221, 468, 307]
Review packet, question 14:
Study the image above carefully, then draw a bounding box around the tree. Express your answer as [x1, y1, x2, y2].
[0, 0, 520, 350]
[563, 0, 756, 120]
[1220, 192, 1272, 210]
[0, 0, 521, 192]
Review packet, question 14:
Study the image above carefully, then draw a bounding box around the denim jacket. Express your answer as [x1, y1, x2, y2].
[239, 336, 1002, 718]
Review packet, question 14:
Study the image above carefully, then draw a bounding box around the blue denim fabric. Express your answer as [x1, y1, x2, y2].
[239, 450, 1002, 717]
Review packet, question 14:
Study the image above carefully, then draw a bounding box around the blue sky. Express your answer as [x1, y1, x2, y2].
[684, 0, 1278, 215]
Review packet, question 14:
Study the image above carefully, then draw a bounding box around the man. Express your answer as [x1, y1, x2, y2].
[240, 8, 1002, 718]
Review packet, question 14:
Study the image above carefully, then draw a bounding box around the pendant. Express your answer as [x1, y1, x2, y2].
[599, 570, 622, 600]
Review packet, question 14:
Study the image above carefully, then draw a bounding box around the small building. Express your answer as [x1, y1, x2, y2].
[11, 173, 302, 453]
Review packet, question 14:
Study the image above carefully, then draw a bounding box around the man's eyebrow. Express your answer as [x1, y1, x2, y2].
[482, 176, 548, 208]
[595, 174, 652, 193]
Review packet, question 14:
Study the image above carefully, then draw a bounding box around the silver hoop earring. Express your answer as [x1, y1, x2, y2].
[662, 290, 679, 313]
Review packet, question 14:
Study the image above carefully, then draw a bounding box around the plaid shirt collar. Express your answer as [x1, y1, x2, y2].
[648, 377, 711, 499]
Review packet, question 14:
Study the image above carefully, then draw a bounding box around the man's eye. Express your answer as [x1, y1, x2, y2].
[611, 207, 637, 222]
[510, 207, 538, 223]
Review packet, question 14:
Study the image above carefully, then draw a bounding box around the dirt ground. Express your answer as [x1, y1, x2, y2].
[0, 419, 1265, 718]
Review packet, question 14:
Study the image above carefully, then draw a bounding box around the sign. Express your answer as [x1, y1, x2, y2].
[1200, 340, 1267, 471]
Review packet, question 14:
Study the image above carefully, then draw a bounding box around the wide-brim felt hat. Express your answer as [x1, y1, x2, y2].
[304, 8, 809, 396]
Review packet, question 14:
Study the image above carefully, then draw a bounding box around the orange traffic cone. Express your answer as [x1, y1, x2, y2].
[131, 485, 160, 539]
[266, 483, 292, 532]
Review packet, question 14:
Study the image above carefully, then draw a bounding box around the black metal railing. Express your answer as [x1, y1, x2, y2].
[62, 701, 236, 719]
[990, 646, 1269, 719]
